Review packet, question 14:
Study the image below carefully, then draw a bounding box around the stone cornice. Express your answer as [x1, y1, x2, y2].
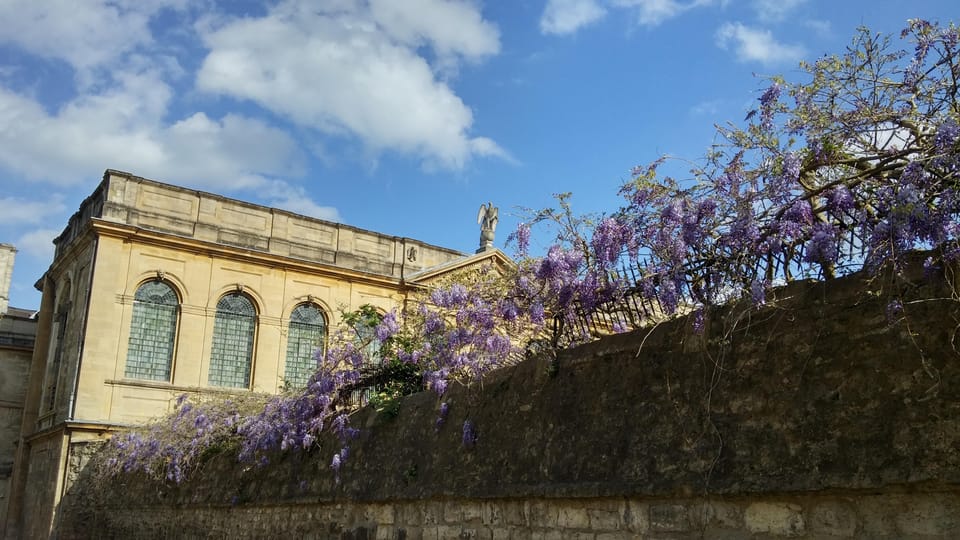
[90, 219, 407, 290]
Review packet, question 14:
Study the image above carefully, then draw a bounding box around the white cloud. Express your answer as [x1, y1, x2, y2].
[752, 0, 806, 21]
[540, 0, 607, 35]
[159, 112, 306, 189]
[804, 19, 831, 36]
[689, 99, 722, 116]
[0, 0, 313, 194]
[715, 22, 805, 65]
[0, 196, 65, 225]
[0, 73, 304, 191]
[16, 228, 60, 261]
[368, 0, 500, 60]
[470, 137, 515, 162]
[262, 181, 342, 222]
[611, 0, 717, 27]
[0, 0, 504, 231]
[0, 0, 187, 82]
[196, 0, 505, 170]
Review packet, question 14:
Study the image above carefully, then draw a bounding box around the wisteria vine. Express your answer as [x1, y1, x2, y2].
[95, 20, 960, 486]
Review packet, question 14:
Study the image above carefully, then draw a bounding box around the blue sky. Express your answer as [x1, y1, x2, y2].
[0, 0, 955, 310]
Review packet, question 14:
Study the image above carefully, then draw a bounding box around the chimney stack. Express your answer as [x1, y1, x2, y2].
[0, 243, 16, 315]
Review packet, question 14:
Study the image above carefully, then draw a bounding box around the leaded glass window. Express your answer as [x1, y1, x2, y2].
[284, 303, 327, 388]
[208, 293, 256, 388]
[125, 281, 178, 381]
[349, 309, 383, 405]
[355, 324, 382, 365]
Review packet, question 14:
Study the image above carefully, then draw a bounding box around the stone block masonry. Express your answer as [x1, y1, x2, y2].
[59, 493, 960, 539]
[58, 257, 960, 538]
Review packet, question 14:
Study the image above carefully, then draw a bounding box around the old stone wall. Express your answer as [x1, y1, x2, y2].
[21, 433, 64, 539]
[60, 492, 960, 539]
[0, 303, 36, 531]
[0, 345, 30, 530]
[58, 261, 960, 538]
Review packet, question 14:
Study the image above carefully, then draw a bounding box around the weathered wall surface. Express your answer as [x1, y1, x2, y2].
[0, 307, 36, 532]
[20, 433, 65, 539]
[58, 262, 960, 538]
[0, 345, 30, 528]
[61, 492, 960, 539]
[0, 347, 30, 533]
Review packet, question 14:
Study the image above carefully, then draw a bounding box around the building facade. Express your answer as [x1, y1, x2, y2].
[0, 245, 37, 534]
[3, 170, 509, 539]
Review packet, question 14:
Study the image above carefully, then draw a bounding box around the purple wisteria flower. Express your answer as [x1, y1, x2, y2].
[431, 284, 469, 308]
[805, 222, 839, 265]
[935, 120, 959, 152]
[515, 222, 531, 257]
[330, 452, 342, 483]
[826, 186, 855, 214]
[886, 299, 904, 324]
[691, 309, 705, 335]
[758, 82, 781, 131]
[332, 413, 359, 442]
[922, 256, 939, 279]
[750, 280, 768, 306]
[781, 151, 801, 183]
[436, 402, 449, 431]
[425, 369, 449, 396]
[659, 279, 680, 315]
[530, 302, 545, 325]
[591, 217, 631, 269]
[497, 299, 519, 321]
[375, 312, 400, 342]
[462, 420, 477, 449]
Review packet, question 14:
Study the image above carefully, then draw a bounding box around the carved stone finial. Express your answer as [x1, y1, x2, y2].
[476, 202, 498, 253]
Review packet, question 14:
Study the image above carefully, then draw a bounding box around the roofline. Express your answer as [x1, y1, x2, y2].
[407, 248, 515, 284]
[101, 169, 464, 257]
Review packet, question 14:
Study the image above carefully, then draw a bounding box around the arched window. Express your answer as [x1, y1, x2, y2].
[355, 323, 383, 365]
[125, 280, 179, 381]
[284, 303, 327, 388]
[208, 293, 256, 388]
[347, 305, 384, 405]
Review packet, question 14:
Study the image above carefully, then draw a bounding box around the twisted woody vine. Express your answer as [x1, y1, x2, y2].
[95, 20, 960, 486]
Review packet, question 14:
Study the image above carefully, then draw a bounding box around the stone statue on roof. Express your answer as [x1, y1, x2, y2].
[477, 202, 498, 253]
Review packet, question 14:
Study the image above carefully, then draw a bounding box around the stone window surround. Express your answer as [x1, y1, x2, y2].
[283, 302, 328, 389]
[124, 280, 180, 382]
[208, 292, 258, 389]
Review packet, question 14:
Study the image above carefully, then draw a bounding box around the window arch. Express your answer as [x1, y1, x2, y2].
[125, 280, 179, 381]
[284, 303, 327, 388]
[208, 292, 257, 388]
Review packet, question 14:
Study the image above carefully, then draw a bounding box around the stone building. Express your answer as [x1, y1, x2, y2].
[0, 245, 37, 534]
[2, 170, 510, 539]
